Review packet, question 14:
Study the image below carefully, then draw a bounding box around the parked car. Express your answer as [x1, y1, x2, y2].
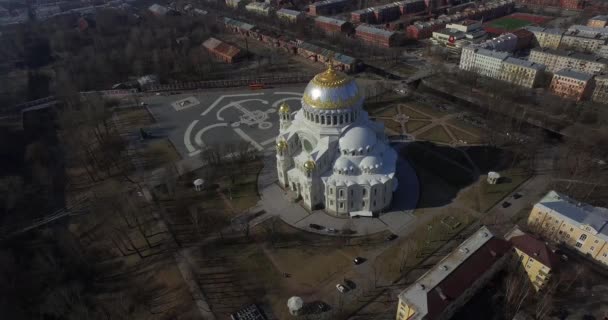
[309, 224, 323, 230]
[326, 228, 338, 233]
[336, 284, 347, 293]
[502, 201, 511, 208]
[513, 192, 523, 199]
[353, 257, 365, 265]
[385, 234, 398, 241]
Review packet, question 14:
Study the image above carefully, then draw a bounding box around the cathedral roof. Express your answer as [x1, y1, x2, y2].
[339, 126, 377, 151]
[302, 60, 362, 110]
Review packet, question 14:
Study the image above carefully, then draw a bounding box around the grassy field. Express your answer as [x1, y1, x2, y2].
[459, 168, 531, 213]
[376, 118, 403, 134]
[404, 120, 432, 133]
[487, 18, 532, 31]
[399, 106, 432, 120]
[450, 127, 482, 144]
[417, 126, 453, 144]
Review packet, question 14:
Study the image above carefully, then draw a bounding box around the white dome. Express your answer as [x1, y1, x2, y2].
[339, 126, 377, 151]
[360, 156, 382, 171]
[287, 296, 304, 311]
[334, 157, 353, 170]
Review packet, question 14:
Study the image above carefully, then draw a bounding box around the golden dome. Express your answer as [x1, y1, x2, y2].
[302, 55, 362, 110]
[310, 62, 349, 88]
[278, 102, 290, 114]
[276, 139, 287, 150]
[303, 160, 316, 172]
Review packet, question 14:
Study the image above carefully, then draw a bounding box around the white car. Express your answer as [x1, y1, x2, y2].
[336, 284, 347, 293]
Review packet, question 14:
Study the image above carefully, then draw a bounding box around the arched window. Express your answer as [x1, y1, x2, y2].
[579, 234, 587, 241]
[339, 189, 344, 198]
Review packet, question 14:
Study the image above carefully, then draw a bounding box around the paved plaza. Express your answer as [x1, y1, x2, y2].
[142, 86, 305, 158]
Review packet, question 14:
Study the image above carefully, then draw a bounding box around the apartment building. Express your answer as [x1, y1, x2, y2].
[588, 15, 608, 28]
[308, 0, 350, 16]
[314, 16, 352, 35]
[470, 48, 510, 78]
[501, 57, 545, 88]
[592, 75, 608, 104]
[528, 191, 608, 266]
[528, 48, 607, 74]
[396, 226, 511, 320]
[506, 226, 560, 291]
[560, 28, 608, 53]
[526, 26, 563, 49]
[276, 8, 303, 23]
[549, 69, 594, 101]
[245, 2, 272, 15]
[355, 25, 397, 48]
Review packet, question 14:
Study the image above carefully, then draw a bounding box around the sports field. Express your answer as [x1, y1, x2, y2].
[487, 17, 533, 31]
[483, 13, 552, 34]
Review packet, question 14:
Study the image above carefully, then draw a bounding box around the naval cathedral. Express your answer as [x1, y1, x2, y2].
[275, 62, 398, 217]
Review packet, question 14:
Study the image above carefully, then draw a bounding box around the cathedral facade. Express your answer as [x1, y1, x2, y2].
[276, 63, 398, 217]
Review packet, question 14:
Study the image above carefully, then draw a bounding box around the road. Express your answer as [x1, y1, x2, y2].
[345, 143, 559, 319]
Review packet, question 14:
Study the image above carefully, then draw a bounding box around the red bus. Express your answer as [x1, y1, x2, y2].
[249, 83, 265, 90]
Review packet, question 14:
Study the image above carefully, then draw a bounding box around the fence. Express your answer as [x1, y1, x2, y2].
[147, 73, 316, 92]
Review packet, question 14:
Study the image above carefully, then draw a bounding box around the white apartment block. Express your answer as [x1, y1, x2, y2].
[529, 48, 607, 74]
[501, 57, 545, 88]
[459, 47, 544, 88]
[592, 75, 608, 104]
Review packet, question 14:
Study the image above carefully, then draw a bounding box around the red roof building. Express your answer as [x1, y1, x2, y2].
[510, 234, 560, 269]
[314, 16, 353, 35]
[397, 226, 512, 320]
[202, 37, 243, 63]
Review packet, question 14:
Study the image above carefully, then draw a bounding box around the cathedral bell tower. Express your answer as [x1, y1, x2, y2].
[276, 139, 291, 188]
[278, 102, 292, 130]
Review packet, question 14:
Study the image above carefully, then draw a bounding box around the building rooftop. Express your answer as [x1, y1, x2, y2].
[245, 2, 271, 10]
[506, 227, 560, 269]
[148, 3, 168, 15]
[434, 28, 465, 37]
[590, 15, 608, 22]
[277, 8, 302, 16]
[398, 226, 511, 320]
[537, 190, 608, 241]
[476, 48, 510, 60]
[504, 57, 545, 70]
[356, 24, 395, 37]
[223, 17, 256, 31]
[554, 68, 594, 81]
[298, 42, 356, 64]
[310, 0, 349, 7]
[315, 15, 348, 26]
[202, 37, 241, 58]
[569, 24, 608, 36]
[525, 26, 563, 35]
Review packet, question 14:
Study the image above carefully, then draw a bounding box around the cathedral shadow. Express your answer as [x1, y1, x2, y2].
[395, 141, 512, 210]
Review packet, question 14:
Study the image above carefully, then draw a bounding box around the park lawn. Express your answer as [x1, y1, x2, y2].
[374, 212, 471, 283]
[478, 168, 530, 212]
[405, 120, 432, 133]
[141, 138, 181, 170]
[488, 18, 532, 30]
[399, 106, 432, 120]
[405, 101, 448, 118]
[417, 126, 453, 144]
[371, 105, 399, 118]
[376, 118, 403, 135]
[446, 118, 485, 137]
[267, 245, 355, 288]
[449, 126, 483, 144]
[460, 168, 531, 213]
[218, 160, 264, 212]
[116, 107, 154, 128]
